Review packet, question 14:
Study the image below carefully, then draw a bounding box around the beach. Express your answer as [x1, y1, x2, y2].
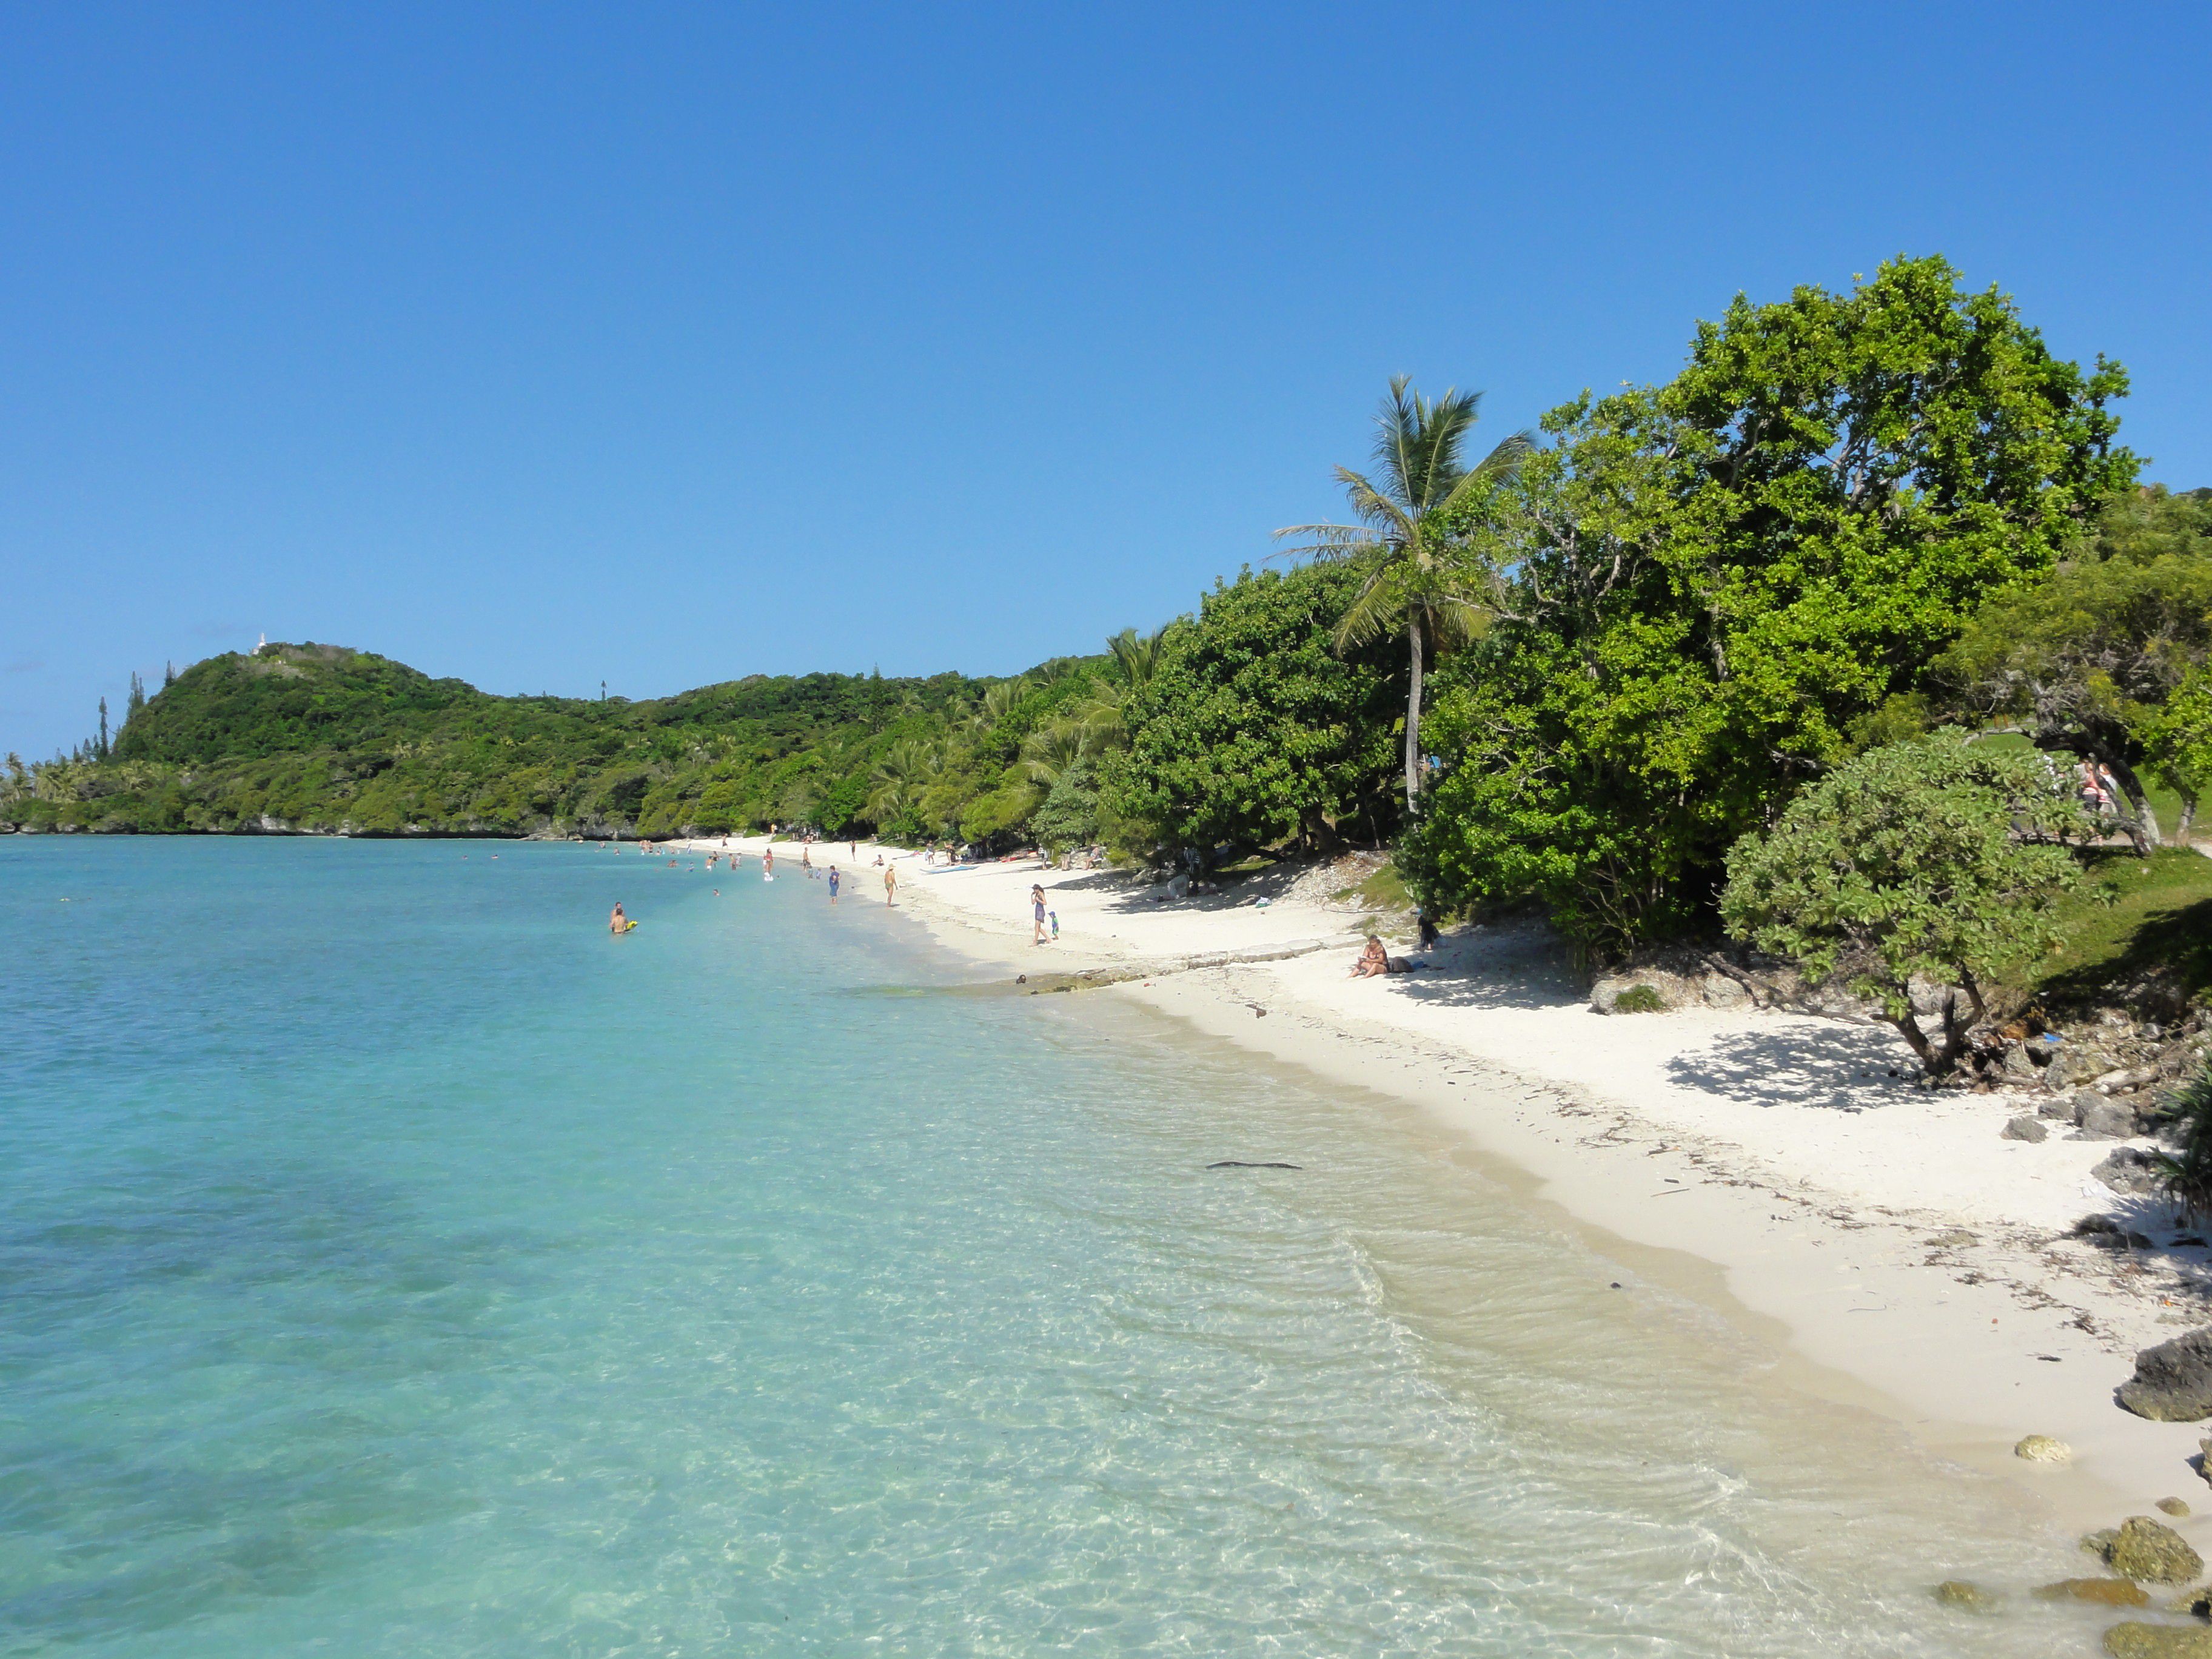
[688, 833, 2212, 1540]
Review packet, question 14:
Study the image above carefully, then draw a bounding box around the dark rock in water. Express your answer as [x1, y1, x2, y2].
[2100, 1515, 2207, 1583]
[2003, 1115, 2049, 1142]
[1207, 1161, 1302, 1170]
[2097, 1147, 2168, 1196]
[2103, 1623, 2212, 1659]
[2120, 1331, 2212, 1422]
[1933, 1578, 2000, 1611]
[2035, 1577, 2151, 1606]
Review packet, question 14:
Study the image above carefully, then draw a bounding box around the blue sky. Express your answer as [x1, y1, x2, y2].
[4, 2, 2207, 759]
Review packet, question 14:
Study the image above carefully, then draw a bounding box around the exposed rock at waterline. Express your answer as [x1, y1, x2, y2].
[2036, 1577, 2151, 1606]
[1933, 1579, 2000, 1611]
[2119, 1331, 2212, 1422]
[2103, 1623, 2212, 1659]
[2098, 1516, 2206, 1583]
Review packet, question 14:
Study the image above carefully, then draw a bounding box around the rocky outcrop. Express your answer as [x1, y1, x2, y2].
[2036, 1578, 2151, 1606]
[2003, 1116, 2049, 1142]
[2093, 1516, 2206, 1583]
[2119, 1332, 2212, 1422]
[2103, 1623, 2212, 1659]
[1932, 1578, 1999, 1610]
[2097, 1147, 2170, 1197]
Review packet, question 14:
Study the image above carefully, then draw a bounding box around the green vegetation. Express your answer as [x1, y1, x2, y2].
[1, 643, 1085, 840]
[2028, 848, 2212, 1014]
[1612, 984, 1667, 1014]
[1937, 485, 2212, 851]
[1274, 375, 1529, 812]
[1401, 255, 2135, 956]
[2151, 1059, 2212, 1221]
[1720, 732, 2084, 1076]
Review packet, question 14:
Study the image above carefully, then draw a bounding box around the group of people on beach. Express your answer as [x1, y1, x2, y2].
[608, 835, 903, 932]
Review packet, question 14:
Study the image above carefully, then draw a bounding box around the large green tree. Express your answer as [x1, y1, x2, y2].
[1404, 256, 2135, 954]
[1721, 731, 2083, 1077]
[1104, 563, 1401, 860]
[1937, 485, 2212, 851]
[1276, 377, 1530, 812]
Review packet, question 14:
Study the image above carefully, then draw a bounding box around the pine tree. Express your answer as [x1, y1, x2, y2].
[98, 697, 110, 759]
[164, 660, 176, 688]
[127, 671, 146, 721]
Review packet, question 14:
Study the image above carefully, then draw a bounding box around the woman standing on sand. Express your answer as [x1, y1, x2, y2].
[884, 864, 897, 905]
[1030, 883, 1048, 945]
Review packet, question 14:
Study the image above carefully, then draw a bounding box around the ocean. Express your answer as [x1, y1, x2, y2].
[0, 839, 2089, 1655]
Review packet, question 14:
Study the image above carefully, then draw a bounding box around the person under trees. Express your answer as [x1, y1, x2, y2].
[1937, 485, 2212, 854]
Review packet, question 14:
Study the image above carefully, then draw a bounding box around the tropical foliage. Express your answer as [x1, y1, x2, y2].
[1719, 731, 2085, 1076]
[1400, 255, 2136, 954]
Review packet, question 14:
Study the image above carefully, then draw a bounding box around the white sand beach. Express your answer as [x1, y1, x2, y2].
[683, 833, 2212, 1537]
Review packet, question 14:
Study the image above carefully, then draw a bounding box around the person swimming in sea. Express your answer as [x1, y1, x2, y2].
[609, 902, 631, 934]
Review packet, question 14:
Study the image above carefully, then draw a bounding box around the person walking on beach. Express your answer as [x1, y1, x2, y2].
[802, 844, 813, 876]
[884, 864, 897, 905]
[1030, 883, 1048, 945]
[763, 845, 774, 877]
[828, 866, 840, 905]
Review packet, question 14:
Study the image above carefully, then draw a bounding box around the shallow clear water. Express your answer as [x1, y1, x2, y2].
[1, 840, 2087, 1655]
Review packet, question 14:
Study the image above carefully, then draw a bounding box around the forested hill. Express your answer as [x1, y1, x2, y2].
[2, 642, 1096, 840]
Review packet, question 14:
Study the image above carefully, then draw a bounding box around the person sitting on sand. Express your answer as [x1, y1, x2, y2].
[609, 902, 630, 935]
[1351, 936, 1390, 977]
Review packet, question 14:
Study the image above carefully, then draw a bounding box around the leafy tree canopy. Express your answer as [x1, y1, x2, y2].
[1102, 563, 1402, 862]
[1720, 730, 2085, 1076]
[1405, 255, 2135, 953]
[1936, 484, 2212, 846]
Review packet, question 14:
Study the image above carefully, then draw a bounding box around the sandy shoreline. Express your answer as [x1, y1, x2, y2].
[675, 832, 2212, 1541]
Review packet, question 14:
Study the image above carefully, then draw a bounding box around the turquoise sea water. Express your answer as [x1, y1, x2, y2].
[2, 840, 2085, 1655]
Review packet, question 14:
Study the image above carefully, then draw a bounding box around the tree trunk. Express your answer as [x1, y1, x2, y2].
[2107, 756, 2164, 853]
[2181, 792, 2199, 845]
[1404, 618, 1425, 812]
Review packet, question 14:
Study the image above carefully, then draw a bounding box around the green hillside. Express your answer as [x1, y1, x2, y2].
[1, 642, 1085, 840]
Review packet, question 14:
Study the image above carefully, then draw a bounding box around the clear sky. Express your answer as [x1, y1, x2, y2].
[4, 2, 2207, 760]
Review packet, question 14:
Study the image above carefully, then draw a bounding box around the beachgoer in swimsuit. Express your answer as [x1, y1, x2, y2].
[1031, 883, 1048, 945]
[828, 867, 840, 905]
[1351, 936, 1389, 978]
[609, 902, 629, 935]
[885, 865, 897, 905]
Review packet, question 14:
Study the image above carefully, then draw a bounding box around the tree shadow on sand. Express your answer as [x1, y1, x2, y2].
[1665, 1023, 1921, 1114]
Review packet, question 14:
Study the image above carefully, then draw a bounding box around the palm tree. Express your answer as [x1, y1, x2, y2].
[1078, 624, 1170, 747]
[1276, 376, 1530, 812]
[866, 737, 937, 822]
[1021, 721, 1092, 788]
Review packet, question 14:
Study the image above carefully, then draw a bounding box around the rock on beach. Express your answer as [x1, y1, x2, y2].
[2119, 1330, 2212, 1423]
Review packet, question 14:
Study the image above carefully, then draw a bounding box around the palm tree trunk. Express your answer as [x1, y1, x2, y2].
[1404, 617, 1425, 810]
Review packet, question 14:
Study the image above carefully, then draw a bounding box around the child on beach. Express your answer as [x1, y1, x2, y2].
[1048, 910, 1058, 941]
